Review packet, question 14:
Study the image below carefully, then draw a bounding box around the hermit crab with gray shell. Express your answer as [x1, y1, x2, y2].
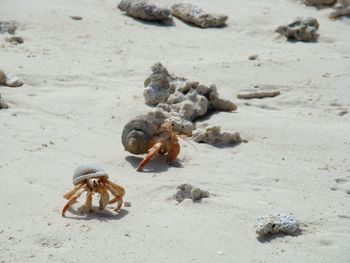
[122, 114, 181, 172]
[62, 164, 125, 216]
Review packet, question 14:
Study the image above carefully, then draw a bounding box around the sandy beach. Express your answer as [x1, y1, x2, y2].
[1, 0, 350, 262]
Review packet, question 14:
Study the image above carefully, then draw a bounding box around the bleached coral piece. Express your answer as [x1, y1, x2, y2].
[171, 3, 228, 28]
[165, 89, 209, 121]
[146, 109, 194, 135]
[255, 213, 300, 236]
[207, 85, 237, 111]
[276, 17, 319, 42]
[0, 21, 17, 35]
[144, 62, 237, 121]
[192, 124, 242, 145]
[142, 62, 239, 145]
[174, 184, 210, 202]
[118, 0, 171, 21]
[143, 63, 171, 106]
[329, 0, 350, 19]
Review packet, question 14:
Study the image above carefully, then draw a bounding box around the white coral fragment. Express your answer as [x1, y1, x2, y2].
[192, 125, 242, 145]
[143, 62, 240, 145]
[118, 0, 171, 21]
[276, 17, 319, 42]
[255, 213, 300, 236]
[174, 184, 210, 202]
[0, 21, 17, 35]
[143, 62, 236, 121]
[171, 3, 228, 28]
[143, 63, 170, 106]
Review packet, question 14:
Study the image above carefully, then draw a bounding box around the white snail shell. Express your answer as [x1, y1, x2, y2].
[72, 164, 108, 185]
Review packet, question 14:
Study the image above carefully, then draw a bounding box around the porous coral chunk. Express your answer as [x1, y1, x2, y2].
[255, 213, 300, 236]
[143, 63, 171, 106]
[174, 184, 210, 202]
[118, 0, 171, 21]
[192, 124, 242, 145]
[0, 21, 17, 35]
[171, 3, 228, 28]
[276, 17, 319, 42]
[143, 63, 240, 146]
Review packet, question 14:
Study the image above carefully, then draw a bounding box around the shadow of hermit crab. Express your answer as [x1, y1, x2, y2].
[62, 164, 125, 216]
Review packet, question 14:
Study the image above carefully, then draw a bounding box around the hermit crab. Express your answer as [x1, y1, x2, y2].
[122, 114, 180, 172]
[62, 164, 125, 216]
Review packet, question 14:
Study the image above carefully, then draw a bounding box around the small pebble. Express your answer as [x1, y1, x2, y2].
[0, 98, 9, 109]
[248, 54, 258, 60]
[6, 36, 24, 45]
[70, 16, 82, 20]
[5, 74, 23, 87]
[338, 109, 348, 116]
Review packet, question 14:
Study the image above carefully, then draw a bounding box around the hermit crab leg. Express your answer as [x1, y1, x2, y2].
[62, 187, 86, 216]
[85, 190, 93, 210]
[108, 184, 124, 205]
[77, 190, 93, 214]
[137, 142, 163, 172]
[103, 179, 125, 197]
[104, 184, 124, 211]
[108, 196, 120, 205]
[98, 187, 110, 210]
[63, 182, 85, 200]
[166, 139, 180, 164]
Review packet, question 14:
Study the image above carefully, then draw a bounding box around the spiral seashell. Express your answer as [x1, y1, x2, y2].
[72, 164, 108, 185]
[122, 114, 164, 154]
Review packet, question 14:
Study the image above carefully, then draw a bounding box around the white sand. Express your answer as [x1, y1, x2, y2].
[1, 0, 350, 262]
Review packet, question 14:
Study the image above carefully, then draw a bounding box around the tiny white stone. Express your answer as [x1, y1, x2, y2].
[5, 74, 24, 87]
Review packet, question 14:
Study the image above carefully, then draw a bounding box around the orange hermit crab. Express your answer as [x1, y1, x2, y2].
[62, 164, 125, 216]
[122, 114, 180, 172]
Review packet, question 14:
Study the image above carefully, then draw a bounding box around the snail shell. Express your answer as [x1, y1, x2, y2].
[72, 164, 108, 185]
[122, 114, 164, 154]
